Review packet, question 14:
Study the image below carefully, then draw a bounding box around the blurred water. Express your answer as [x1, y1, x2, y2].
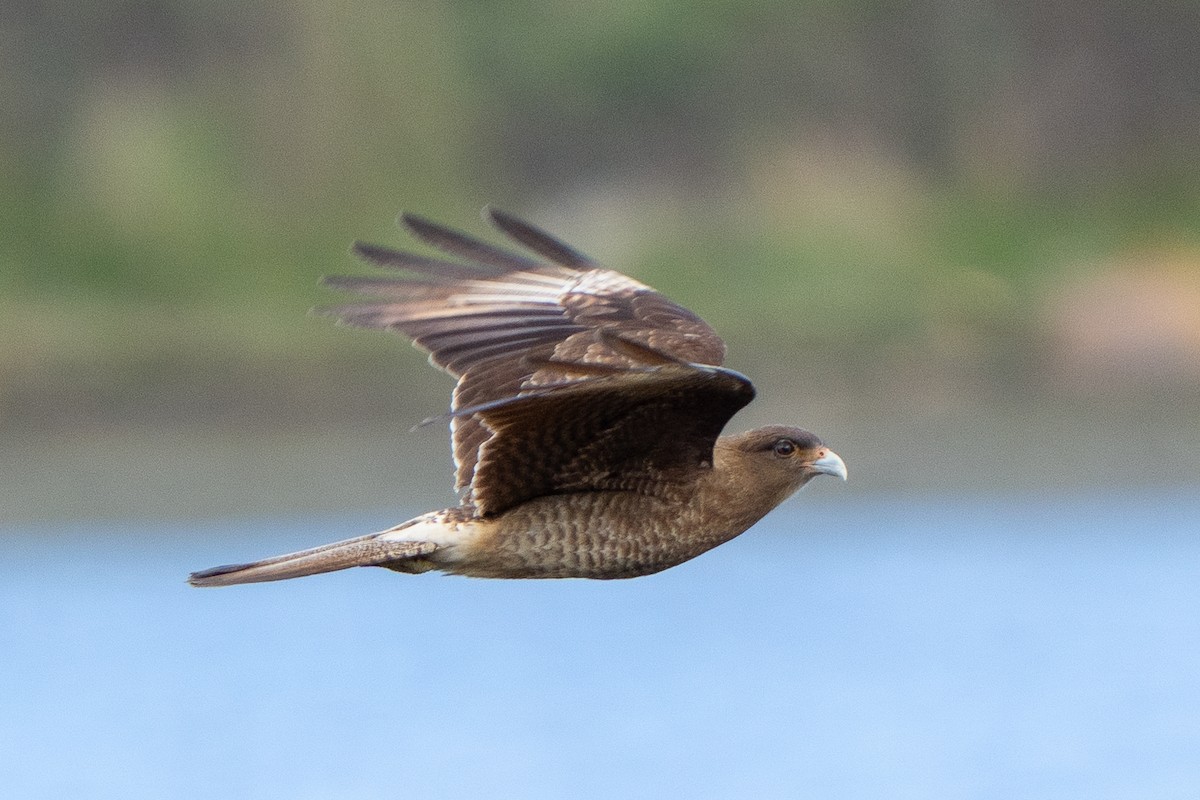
[2, 490, 1199, 800]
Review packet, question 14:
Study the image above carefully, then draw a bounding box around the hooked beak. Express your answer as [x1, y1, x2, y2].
[811, 448, 848, 481]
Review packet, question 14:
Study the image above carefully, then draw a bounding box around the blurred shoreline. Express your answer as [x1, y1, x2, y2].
[5, 376, 1196, 524]
[5, 0, 1198, 523]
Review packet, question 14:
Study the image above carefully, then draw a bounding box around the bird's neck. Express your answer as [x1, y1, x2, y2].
[691, 447, 805, 540]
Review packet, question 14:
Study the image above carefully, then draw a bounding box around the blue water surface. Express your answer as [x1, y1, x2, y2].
[3, 489, 1199, 799]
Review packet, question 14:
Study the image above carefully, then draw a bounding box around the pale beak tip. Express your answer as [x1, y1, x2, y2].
[812, 449, 848, 481]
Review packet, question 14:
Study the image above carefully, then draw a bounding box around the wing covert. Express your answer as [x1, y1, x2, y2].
[321, 209, 735, 507]
[465, 362, 755, 516]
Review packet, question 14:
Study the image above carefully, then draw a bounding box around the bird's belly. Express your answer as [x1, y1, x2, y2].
[447, 492, 728, 579]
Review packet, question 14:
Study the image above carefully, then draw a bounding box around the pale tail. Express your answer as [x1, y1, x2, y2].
[188, 534, 437, 587]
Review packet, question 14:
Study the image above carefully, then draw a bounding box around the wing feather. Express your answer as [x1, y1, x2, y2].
[485, 207, 598, 269]
[323, 209, 737, 509]
[466, 363, 754, 515]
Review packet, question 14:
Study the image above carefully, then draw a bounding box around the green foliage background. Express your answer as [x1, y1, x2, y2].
[3, 1, 1198, 516]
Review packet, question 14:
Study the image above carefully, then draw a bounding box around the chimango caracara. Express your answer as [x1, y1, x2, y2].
[189, 209, 847, 586]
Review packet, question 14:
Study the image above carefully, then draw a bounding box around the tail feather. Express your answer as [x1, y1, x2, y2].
[188, 535, 437, 587]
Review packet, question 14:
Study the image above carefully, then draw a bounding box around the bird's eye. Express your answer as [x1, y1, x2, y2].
[772, 439, 797, 458]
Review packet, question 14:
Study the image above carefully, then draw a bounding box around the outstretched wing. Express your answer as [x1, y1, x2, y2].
[322, 208, 739, 513]
[463, 358, 754, 515]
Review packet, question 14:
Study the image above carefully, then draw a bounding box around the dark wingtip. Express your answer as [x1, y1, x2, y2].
[482, 205, 511, 226]
[395, 211, 541, 272]
[400, 212, 473, 252]
[348, 239, 500, 279]
[398, 211, 460, 253]
[485, 207, 596, 269]
[398, 211, 436, 239]
[350, 240, 386, 262]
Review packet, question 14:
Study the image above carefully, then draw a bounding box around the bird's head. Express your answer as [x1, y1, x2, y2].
[715, 425, 847, 503]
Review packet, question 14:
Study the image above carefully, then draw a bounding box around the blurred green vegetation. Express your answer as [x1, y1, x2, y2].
[2, 1, 1199, 510]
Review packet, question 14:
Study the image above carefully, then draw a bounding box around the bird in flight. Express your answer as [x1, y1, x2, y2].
[189, 209, 846, 586]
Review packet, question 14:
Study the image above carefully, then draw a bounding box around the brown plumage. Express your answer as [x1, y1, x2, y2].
[189, 209, 846, 586]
